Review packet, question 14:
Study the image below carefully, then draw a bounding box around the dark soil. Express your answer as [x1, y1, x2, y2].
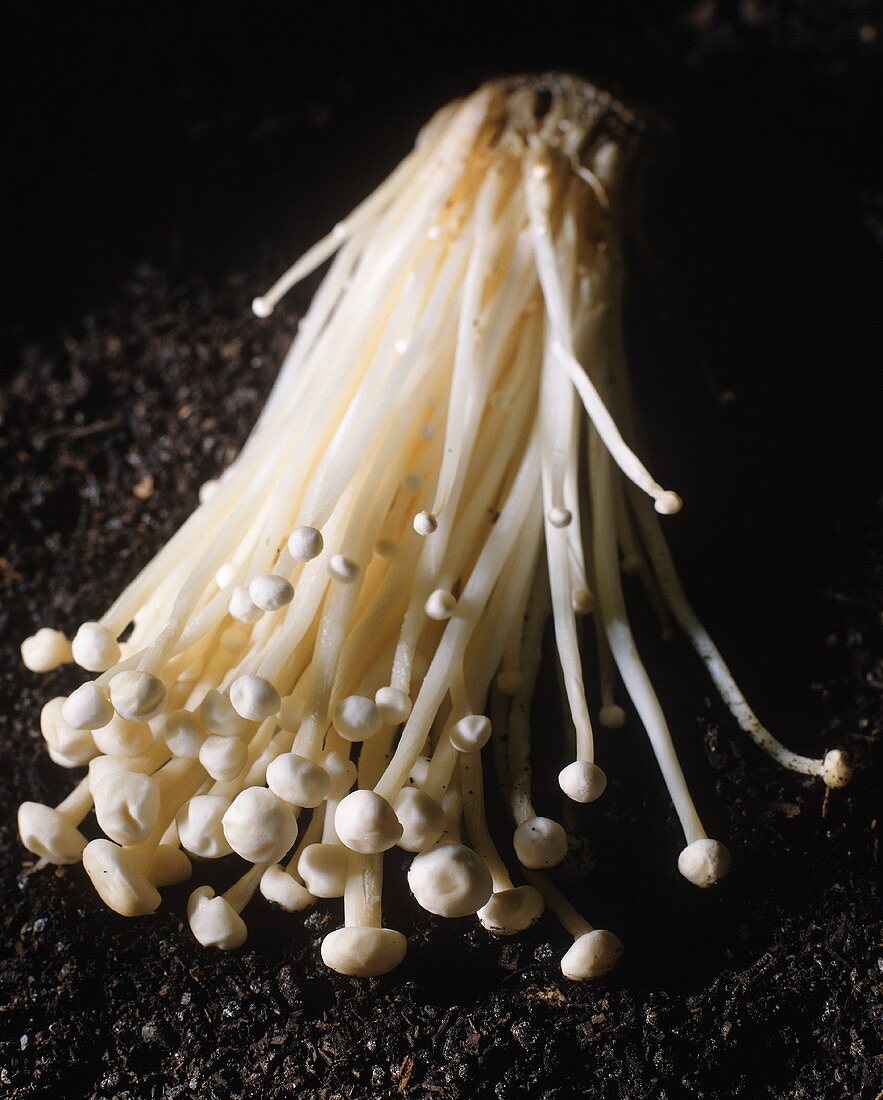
[1, 3, 881, 1098]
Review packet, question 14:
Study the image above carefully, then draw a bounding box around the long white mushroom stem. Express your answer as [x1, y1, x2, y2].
[18, 73, 849, 977]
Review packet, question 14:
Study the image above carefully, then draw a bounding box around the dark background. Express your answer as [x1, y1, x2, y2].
[1, 2, 881, 1098]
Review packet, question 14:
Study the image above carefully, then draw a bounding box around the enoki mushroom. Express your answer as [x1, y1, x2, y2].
[19, 74, 852, 980]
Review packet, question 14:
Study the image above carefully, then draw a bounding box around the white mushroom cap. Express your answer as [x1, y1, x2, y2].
[332, 695, 383, 742]
[21, 628, 71, 673]
[413, 510, 437, 536]
[277, 694, 304, 733]
[821, 749, 852, 789]
[678, 838, 731, 887]
[260, 864, 315, 911]
[513, 817, 568, 869]
[228, 585, 263, 623]
[62, 682, 114, 731]
[198, 690, 249, 737]
[71, 622, 121, 672]
[328, 554, 360, 583]
[287, 525, 324, 562]
[109, 670, 167, 722]
[406, 756, 432, 788]
[40, 697, 98, 764]
[199, 735, 247, 781]
[266, 753, 330, 808]
[320, 926, 407, 977]
[558, 761, 607, 803]
[187, 886, 247, 950]
[199, 478, 220, 503]
[230, 674, 281, 721]
[46, 745, 84, 769]
[408, 843, 493, 918]
[93, 772, 161, 845]
[18, 802, 87, 864]
[148, 845, 192, 887]
[152, 709, 205, 758]
[374, 686, 412, 725]
[222, 787, 298, 864]
[88, 753, 153, 794]
[82, 838, 161, 916]
[214, 562, 236, 589]
[548, 506, 572, 528]
[324, 751, 357, 799]
[449, 714, 492, 753]
[599, 705, 627, 729]
[249, 573, 294, 612]
[297, 843, 349, 898]
[176, 795, 233, 859]
[393, 787, 446, 852]
[335, 790, 402, 853]
[477, 885, 545, 935]
[91, 714, 153, 757]
[425, 589, 456, 621]
[654, 490, 683, 516]
[560, 929, 624, 980]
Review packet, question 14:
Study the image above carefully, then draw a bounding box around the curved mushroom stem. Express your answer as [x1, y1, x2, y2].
[187, 862, 265, 950]
[320, 851, 407, 977]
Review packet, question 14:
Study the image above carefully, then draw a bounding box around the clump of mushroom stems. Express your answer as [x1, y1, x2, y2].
[19, 74, 851, 981]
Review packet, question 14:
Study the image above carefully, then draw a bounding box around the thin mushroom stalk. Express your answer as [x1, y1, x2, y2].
[19, 72, 851, 980]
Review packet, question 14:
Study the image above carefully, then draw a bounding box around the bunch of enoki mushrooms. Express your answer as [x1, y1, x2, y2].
[19, 74, 851, 980]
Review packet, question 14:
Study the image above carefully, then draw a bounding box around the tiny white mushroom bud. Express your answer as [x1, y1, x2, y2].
[548, 506, 572, 528]
[477, 886, 545, 935]
[266, 753, 330, 808]
[287, 525, 324, 562]
[187, 886, 247, 950]
[71, 622, 121, 672]
[222, 787, 298, 864]
[199, 478, 220, 504]
[654, 490, 683, 516]
[199, 735, 247, 782]
[228, 585, 263, 623]
[513, 817, 568, 869]
[199, 689, 249, 737]
[495, 670, 523, 695]
[321, 927, 407, 977]
[407, 842, 494, 917]
[148, 845, 192, 887]
[374, 686, 412, 725]
[328, 554, 360, 583]
[249, 573, 294, 612]
[62, 682, 114, 731]
[251, 295, 273, 318]
[558, 761, 607, 803]
[413, 510, 437, 536]
[571, 587, 594, 615]
[297, 843, 349, 898]
[93, 772, 161, 846]
[324, 752, 357, 799]
[41, 696, 98, 764]
[92, 714, 153, 757]
[335, 790, 402, 853]
[260, 864, 315, 911]
[82, 838, 161, 916]
[214, 562, 236, 589]
[406, 756, 432, 788]
[332, 695, 383, 742]
[425, 589, 456, 621]
[152, 709, 204, 758]
[678, 838, 731, 888]
[449, 714, 492, 753]
[230, 674, 281, 722]
[21, 628, 71, 673]
[176, 795, 233, 859]
[109, 670, 167, 722]
[277, 694, 304, 733]
[599, 704, 627, 729]
[394, 787, 446, 852]
[561, 930, 624, 980]
[821, 749, 852, 789]
[18, 802, 87, 864]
